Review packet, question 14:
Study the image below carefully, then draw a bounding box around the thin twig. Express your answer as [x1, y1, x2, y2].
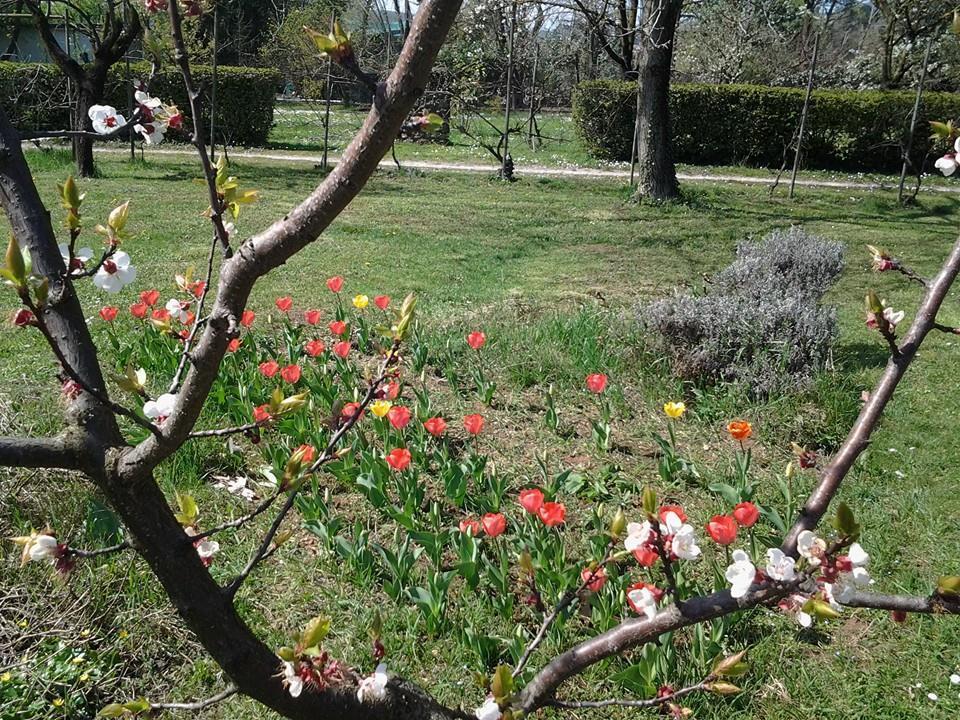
[225, 341, 402, 597]
[23, 296, 161, 438]
[188, 422, 260, 439]
[150, 685, 238, 711]
[166, 0, 232, 258]
[169, 233, 219, 394]
[548, 680, 709, 709]
[190, 490, 283, 542]
[512, 541, 616, 679]
[71, 540, 130, 559]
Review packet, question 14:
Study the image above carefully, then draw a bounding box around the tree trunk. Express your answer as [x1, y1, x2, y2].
[73, 87, 97, 178]
[633, 0, 683, 201]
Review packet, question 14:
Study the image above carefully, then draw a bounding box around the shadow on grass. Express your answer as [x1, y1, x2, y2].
[835, 342, 890, 371]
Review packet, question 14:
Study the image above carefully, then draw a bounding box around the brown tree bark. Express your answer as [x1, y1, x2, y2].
[633, 0, 682, 201]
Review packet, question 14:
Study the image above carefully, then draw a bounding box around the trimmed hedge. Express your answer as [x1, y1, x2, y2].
[573, 80, 960, 172]
[0, 61, 282, 146]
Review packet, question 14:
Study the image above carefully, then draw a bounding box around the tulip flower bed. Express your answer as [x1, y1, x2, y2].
[4, 152, 960, 720]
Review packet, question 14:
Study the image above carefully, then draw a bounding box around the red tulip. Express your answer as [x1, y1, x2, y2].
[463, 414, 485, 435]
[275, 296, 293, 313]
[388, 405, 411, 429]
[227, 338, 241, 352]
[374, 295, 390, 310]
[342, 402, 363, 421]
[99, 306, 118, 322]
[329, 320, 347, 336]
[305, 339, 326, 357]
[129, 302, 148, 319]
[280, 365, 301, 384]
[733, 502, 760, 528]
[240, 310, 255, 327]
[706, 515, 738, 545]
[385, 447, 412, 472]
[140, 289, 160, 306]
[304, 309, 322, 325]
[585, 373, 608, 394]
[459, 518, 482, 535]
[467, 331, 486, 350]
[326, 276, 344, 293]
[252, 404, 272, 423]
[333, 341, 351, 359]
[152, 309, 170, 322]
[633, 546, 660, 567]
[384, 381, 400, 400]
[424, 416, 447, 437]
[295, 444, 317, 463]
[259, 360, 280, 378]
[580, 566, 607, 592]
[518, 488, 544, 514]
[481, 513, 506, 538]
[538, 502, 566, 527]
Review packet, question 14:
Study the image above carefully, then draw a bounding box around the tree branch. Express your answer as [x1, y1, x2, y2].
[150, 685, 238, 712]
[782, 230, 960, 554]
[840, 589, 960, 615]
[0, 435, 83, 470]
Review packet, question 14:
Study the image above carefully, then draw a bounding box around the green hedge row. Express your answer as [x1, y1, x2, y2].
[573, 80, 960, 172]
[0, 61, 282, 146]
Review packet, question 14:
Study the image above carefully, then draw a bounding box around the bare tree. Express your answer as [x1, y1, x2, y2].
[23, 0, 143, 177]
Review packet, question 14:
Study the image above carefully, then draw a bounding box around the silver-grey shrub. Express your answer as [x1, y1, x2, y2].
[641, 227, 845, 397]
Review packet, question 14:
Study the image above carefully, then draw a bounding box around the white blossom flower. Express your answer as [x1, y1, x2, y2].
[725, 549, 756, 599]
[356, 663, 389, 703]
[780, 593, 813, 627]
[624, 521, 653, 553]
[671, 523, 701, 560]
[935, 154, 958, 177]
[11, 531, 59, 565]
[143, 393, 177, 422]
[92, 251, 136, 293]
[882, 306, 905, 327]
[833, 542, 872, 603]
[195, 538, 219, 560]
[950, 673, 960, 685]
[134, 122, 166, 145]
[282, 661, 303, 698]
[58, 243, 93, 267]
[134, 89, 162, 110]
[797, 530, 826, 567]
[88, 105, 127, 134]
[659, 511, 683, 536]
[165, 298, 191, 323]
[474, 697, 501, 720]
[626, 586, 659, 621]
[765, 548, 796, 582]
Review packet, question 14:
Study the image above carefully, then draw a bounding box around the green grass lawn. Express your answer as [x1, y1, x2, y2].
[3, 148, 960, 720]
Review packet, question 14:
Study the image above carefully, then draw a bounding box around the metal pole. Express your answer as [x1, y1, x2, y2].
[124, 2, 134, 160]
[789, 32, 820, 199]
[209, 2, 219, 162]
[898, 36, 933, 205]
[629, 70, 641, 186]
[321, 11, 335, 171]
[526, 42, 538, 148]
[500, 0, 516, 180]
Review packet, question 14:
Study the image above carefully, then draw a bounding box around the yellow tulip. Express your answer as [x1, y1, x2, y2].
[370, 400, 392, 418]
[353, 294, 369, 309]
[663, 401, 686, 418]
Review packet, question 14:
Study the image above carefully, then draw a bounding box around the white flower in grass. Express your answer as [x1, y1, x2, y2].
[624, 521, 653, 553]
[282, 661, 303, 698]
[356, 663, 389, 703]
[949, 673, 960, 686]
[797, 530, 826, 567]
[143, 393, 177, 422]
[165, 298, 191, 323]
[474, 697, 501, 720]
[725, 549, 756, 599]
[92, 251, 136, 293]
[88, 105, 126, 134]
[765, 548, 796, 582]
[935, 154, 958, 177]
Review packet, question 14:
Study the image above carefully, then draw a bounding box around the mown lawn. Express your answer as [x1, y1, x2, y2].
[2, 149, 960, 720]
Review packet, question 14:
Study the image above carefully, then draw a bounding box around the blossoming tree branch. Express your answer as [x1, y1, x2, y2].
[4, 1, 960, 719]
